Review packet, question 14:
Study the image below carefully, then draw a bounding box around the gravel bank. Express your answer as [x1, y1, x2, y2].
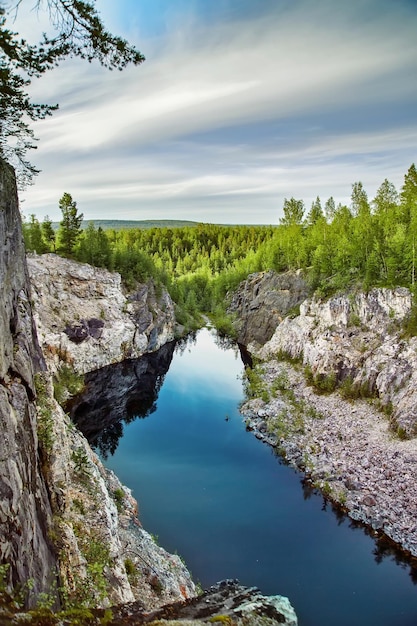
[240, 359, 417, 561]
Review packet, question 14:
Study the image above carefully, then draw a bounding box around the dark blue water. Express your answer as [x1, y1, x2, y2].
[98, 328, 417, 626]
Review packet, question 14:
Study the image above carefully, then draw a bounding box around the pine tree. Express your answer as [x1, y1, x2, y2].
[58, 193, 83, 256]
[42, 215, 56, 252]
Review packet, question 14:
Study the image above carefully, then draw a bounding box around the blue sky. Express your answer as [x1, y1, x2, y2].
[11, 0, 417, 224]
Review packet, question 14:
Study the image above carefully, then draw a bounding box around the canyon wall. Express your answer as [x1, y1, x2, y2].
[27, 253, 176, 375]
[0, 159, 57, 598]
[0, 164, 298, 623]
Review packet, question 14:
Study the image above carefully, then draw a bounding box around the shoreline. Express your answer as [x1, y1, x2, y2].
[240, 358, 417, 568]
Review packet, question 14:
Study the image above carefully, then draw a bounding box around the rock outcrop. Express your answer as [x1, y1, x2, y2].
[0, 158, 57, 599]
[107, 579, 298, 626]
[37, 373, 195, 608]
[232, 270, 417, 558]
[258, 287, 416, 435]
[0, 161, 194, 610]
[228, 270, 309, 348]
[27, 253, 176, 375]
[0, 579, 298, 625]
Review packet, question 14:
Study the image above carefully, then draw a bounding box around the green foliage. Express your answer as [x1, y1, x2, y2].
[124, 558, 139, 586]
[58, 193, 84, 256]
[270, 370, 289, 396]
[76, 222, 112, 268]
[243, 364, 269, 402]
[338, 376, 377, 401]
[401, 298, 417, 337]
[72, 498, 86, 516]
[53, 364, 84, 405]
[112, 488, 125, 513]
[275, 349, 303, 367]
[209, 307, 238, 339]
[31, 163, 417, 340]
[209, 616, 233, 625]
[71, 447, 90, 481]
[23, 214, 49, 253]
[304, 366, 338, 394]
[34, 373, 55, 459]
[338, 376, 358, 400]
[396, 426, 408, 441]
[71, 528, 112, 607]
[280, 197, 305, 225]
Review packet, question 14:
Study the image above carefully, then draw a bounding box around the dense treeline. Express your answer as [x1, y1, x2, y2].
[23, 164, 417, 329]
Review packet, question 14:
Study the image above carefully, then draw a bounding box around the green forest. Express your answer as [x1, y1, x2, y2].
[23, 163, 417, 332]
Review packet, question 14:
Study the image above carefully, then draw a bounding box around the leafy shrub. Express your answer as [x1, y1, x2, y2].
[113, 488, 125, 513]
[243, 364, 269, 401]
[53, 364, 84, 404]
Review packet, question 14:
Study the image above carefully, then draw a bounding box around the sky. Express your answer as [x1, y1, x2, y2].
[8, 0, 417, 224]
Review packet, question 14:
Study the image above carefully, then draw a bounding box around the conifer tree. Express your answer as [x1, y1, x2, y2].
[58, 192, 83, 256]
[42, 215, 56, 252]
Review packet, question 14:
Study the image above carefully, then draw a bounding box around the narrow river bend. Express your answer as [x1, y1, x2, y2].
[71, 328, 417, 626]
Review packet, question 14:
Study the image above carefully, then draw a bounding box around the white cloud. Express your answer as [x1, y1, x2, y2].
[13, 0, 417, 223]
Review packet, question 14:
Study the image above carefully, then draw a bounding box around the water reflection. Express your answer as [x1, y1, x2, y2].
[68, 340, 176, 458]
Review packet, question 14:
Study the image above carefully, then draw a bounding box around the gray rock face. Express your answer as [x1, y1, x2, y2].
[241, 359, 417, 558]
[258, 288, 417, 435]
[106, 579, 298, 626]
[0, 168, 298, 621]
[27, 253, 176, 375]
[0, 162, 194, 609]
[229, 270, 309, 348]
[0, 159, 56, 599]
[41, 384, 196, 609]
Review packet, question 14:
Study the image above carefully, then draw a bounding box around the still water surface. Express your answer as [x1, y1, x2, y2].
[82, 328, 417, 625]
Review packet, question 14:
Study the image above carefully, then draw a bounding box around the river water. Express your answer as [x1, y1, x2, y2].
[72, 327, 417, 626]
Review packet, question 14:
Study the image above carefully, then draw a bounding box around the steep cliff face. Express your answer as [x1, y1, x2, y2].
[38, 375, 195, 608]
[228, 270, 309, 348]
[258, 287, 417, 435]
[27, 253, 176, 375]
[0, 159, 56, 598]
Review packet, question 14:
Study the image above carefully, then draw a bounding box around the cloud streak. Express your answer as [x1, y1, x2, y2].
[15, 0, 417, 223]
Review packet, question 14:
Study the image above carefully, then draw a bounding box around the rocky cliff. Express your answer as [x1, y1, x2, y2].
[258, 287, 416, 436]
[232, 271, 417, 558]
[0, 159, 57, 599]
[228, 270, 309, 348]
[27, 253, 176, 375]
[36, 371, 195, 609]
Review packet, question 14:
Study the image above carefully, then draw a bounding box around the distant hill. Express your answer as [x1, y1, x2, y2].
[51, 219, 201, 231]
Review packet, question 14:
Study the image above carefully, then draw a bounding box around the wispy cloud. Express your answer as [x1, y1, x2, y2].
[15, 0, 417, 222]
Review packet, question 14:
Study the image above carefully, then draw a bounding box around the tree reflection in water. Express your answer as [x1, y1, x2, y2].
[67, 340, 176, 458]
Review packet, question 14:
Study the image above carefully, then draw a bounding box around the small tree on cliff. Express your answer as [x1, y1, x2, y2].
[58, 192, 83, 256]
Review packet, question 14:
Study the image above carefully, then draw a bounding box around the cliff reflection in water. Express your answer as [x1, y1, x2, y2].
[68, 340, 176, 458]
